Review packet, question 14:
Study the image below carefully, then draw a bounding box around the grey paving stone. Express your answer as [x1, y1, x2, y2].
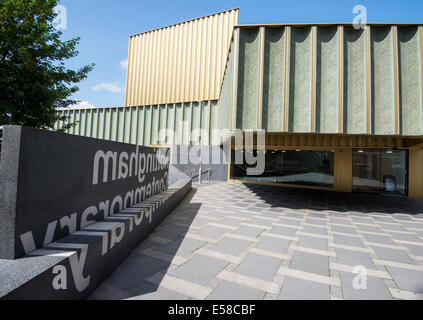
[290, 251, 329, 276]
[356, 225, 384, 233]
[329, 217, 353, 226]
[234, 253, 282, 281]
[278, 277, 330, 300]
[372, 246, 416, 264]
[155, 237, 207, 256]
[389, 233, 423, 242]
[88, 283, 131, 300]
[209, 237, 252, 256]
[232, 225, 266, 238]
[256, 236, 291, 253]
[332, 234, 365, 248]
[249, 218, 274, 227]
[302, 225, 328, 235]
[335, 249, 377, 269]
[386, 266, 423, 294]
[193, 225, 228, 238]
[304, 217, 327, 226]
[168, 255, 229, 286]
[199, 210, 227, 219]
[331, 225, 357, 234]
[207, 281, 266, 300]
[339, 271, 392, 300]
[269, 225, 297, 237]
[364, 234, 395, 245]
[402, 244, 423, 257]
[298, 236, 328, 251]
[377, 223, 407, 232]
[217, 217, 244, 227]
[278, 218, 302, 226]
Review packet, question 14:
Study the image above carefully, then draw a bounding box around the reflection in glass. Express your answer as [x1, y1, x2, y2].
[230, 150, 334, 188]
[352, 149, 407, 196]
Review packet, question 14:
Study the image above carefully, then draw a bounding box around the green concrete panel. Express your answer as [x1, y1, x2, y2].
[210, 101, 220, 145]
[236, 28, 260, 130]
[289, 27, 313, 133]
[263, 27, 285, 132]
[182, 103, 191, 145]
[191, 102, 200, 145]
[98, 109, 105, 140]
[218, 39, 234, 131]
[91, 109, 98, 138]
[86, 110, 93, 137]
[130, 107, 138, 144]
[371, 26, 395, 135]
[158, 105, 167, 145]
[74, 110, 81, 136]
[143, 106, 152, 145]
[117, 108, 125, 142]
[137, 107, 145, 145]
[151, 105, 159, 145]
[316, 26, 339, 133]
[201, 101, 210, 145]
[166, 104, 175, 145]
[80, 110, 87, 136]
[123, 108, 131, 143]
[398, 26, 423, 135]
[343, 27, 367, 134]
[174, 104, 182, 145]
[104, 108, 113, 140]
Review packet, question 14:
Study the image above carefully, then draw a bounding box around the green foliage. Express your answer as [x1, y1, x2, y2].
[0, 0, 94, 130]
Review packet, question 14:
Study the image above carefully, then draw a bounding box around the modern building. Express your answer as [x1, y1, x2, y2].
[55, 8, 423, 198]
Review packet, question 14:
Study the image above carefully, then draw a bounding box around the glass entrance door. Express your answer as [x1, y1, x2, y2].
[352, 150, 408, 196]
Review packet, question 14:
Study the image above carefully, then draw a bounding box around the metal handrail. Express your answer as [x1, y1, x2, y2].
[184, 168, 212, 184]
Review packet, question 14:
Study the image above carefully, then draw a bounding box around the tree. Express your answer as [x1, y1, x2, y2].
[0, 0, 94, 130]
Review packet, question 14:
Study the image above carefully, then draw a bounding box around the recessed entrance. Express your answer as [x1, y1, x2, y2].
[352, 149, 408, 196]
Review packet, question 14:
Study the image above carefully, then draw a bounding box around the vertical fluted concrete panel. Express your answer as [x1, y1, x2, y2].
[316, 26, 339, 133]
[182, 103, 191, 145]
[262, 27, 285, 132]
[218, 39, 234, 132]
[288, 27, 313, 133]
[398, 26, 423, 135]
[236, 28, 260, 130]
[166, 104, 175, 145]
[191, 103, 200, 145]
[137, 107, 145, 145]
[201, 101, 210, 145]
[210, 101, 220, 145]
[124, 108, 131, 143]
[158, 105, 167, 144]
[143, 106, 152, 145]
[371, 26, 396, 134]
[150, 105, 159, 144]
[343, 27, 367, 134]
[174, 104, 182, 145]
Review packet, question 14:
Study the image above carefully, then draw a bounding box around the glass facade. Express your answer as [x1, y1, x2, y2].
[230, 150, 334, 188]
[352, 149, 408, 196]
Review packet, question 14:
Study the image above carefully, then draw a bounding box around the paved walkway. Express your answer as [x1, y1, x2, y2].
[89, 182, 423, 300]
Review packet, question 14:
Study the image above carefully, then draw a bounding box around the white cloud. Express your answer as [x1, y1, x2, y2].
[57, 101, 97, 110]
[92, 83, 123, 93]
[120, 58, 128, 71]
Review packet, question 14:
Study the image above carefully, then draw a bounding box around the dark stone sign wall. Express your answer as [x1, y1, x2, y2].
[0, 126, 170, 260]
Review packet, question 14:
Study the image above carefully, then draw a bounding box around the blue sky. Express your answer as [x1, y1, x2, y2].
[59, 0, 423, 109]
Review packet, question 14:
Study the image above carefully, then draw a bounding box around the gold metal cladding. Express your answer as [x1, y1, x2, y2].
[125, 9, 239, 106]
